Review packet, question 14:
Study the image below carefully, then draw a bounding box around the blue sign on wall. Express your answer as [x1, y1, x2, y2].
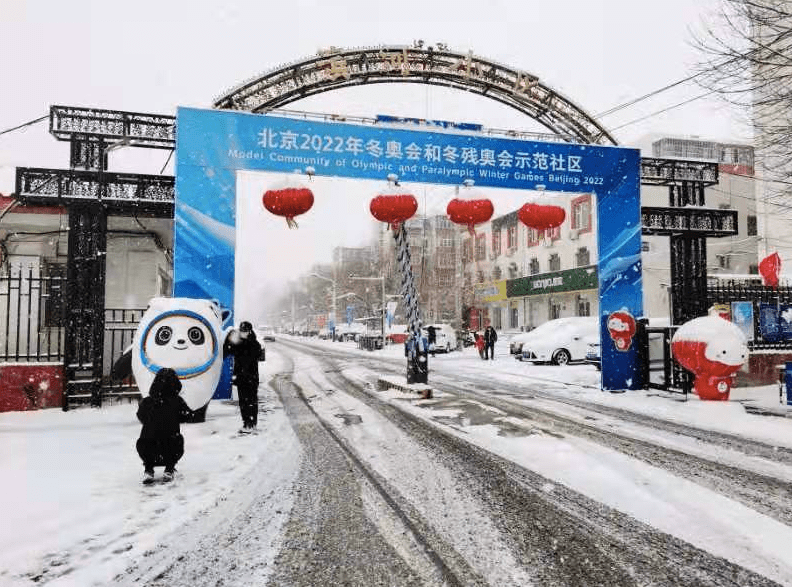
[175, 107, 642, 393]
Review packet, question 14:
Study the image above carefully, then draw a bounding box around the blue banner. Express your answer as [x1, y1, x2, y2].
[346, 305, 354, 326]
[175, 107, 641, 392]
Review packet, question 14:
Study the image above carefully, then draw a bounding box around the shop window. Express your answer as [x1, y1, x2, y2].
[510, 307, 519, 329]
[550, 301, 562, 320]
[492, 308, 503, 330]
[577, 296, 591, 316]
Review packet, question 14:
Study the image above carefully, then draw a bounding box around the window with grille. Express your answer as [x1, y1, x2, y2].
[576, 247, 590, 267]
[476, 270, 485, 283]
[571, 194, 592, 232]
[747, 215, 757, 236]
[529, 257, 540, 275]
[550, 301, 561, 320]
[548, 226, 561, 241]
[492, 230, 501, 257]
[462, 238, 473, 262]
[577, 296, 591, 316]
[492, 266, 502, 280]
[549, 253, 561, 271]
[527, 227, 540, 247]
[475, 234, 486, 261]
[507, 225, 517, 249]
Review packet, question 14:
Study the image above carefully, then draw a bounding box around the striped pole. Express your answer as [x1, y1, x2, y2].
[394, 223, 425, 381]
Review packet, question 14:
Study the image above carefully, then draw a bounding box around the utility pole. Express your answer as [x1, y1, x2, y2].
[350, 275, 386, 350]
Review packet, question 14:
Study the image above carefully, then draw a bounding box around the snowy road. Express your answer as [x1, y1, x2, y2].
[3, 337, 792, 586]
[133, 339, 786, 586]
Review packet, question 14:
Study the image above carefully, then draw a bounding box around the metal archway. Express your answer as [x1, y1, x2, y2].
[213, 45, 616, 146]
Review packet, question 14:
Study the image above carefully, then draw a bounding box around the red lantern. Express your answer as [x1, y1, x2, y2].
[446, 180, 493, 235]
[759, 252, 781, 289]
[262, 172, 314, 229]
[517, 202, 566, 231]
[370, 174, 418, 230]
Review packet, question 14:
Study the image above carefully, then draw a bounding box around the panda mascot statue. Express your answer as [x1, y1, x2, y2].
[124, 297, 234, 422]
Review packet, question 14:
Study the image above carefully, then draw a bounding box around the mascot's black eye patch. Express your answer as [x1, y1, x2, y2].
[188, 326, 205, 345]
[155, 325, 172, 345]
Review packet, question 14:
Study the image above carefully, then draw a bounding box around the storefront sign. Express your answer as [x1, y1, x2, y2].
[507, 265, 598, 297]
[474, 281, 507, 302]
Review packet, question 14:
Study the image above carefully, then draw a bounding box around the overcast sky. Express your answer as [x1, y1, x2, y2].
[0, 0, 749, 319]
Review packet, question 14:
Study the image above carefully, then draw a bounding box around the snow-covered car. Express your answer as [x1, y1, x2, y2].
[517, 317, 599, 365]
[256, 326, 276, 342]
[585, 335, 601, 370]
[423, 324, 458, 353]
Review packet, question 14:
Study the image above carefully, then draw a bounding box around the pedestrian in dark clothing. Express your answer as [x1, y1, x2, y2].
[136, 367, 192, 484]
[426, 325, 437, 357]
[223, 320, 262, 433]
[483, 325, 498, 360]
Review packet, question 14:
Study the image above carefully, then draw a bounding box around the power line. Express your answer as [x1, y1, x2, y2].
[608, 91, 714, 132]
[0, 115, 48, 137]
[596, 75, 700, 118]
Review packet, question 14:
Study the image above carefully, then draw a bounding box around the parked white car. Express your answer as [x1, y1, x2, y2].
[423, 323, 458, 353]
[515, 317, 599, 365]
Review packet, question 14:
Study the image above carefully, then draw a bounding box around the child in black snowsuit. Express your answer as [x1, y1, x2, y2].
[136, 367, 192, 484]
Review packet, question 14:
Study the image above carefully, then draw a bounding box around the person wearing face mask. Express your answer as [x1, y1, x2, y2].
[223, 321, 262, 433]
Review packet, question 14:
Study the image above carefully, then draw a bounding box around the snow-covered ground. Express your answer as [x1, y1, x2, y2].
[1, 336, 791, 586]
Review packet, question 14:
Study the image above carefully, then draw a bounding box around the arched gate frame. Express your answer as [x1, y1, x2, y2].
[175, 106, 642, 392]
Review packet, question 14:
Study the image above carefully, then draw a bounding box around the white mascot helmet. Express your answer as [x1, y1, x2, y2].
[131, 297, 231, 411]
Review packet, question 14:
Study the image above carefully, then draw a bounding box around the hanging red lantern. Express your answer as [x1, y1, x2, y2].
[759, 252, 781, 289]
[446, 179, 493, 235]
[517, 202, 566, 231]
[370, 174, 418, 230]
[262, 168, 315, 229]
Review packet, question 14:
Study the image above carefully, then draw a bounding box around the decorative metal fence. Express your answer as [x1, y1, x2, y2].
[0, 264, 144, 403]
[0, 264, 66, 363]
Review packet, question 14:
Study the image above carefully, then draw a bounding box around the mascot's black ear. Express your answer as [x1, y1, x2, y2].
[221, 309, 231, 325]
[111, 344, 133, 382]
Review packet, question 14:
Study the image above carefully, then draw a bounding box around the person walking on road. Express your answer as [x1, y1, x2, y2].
[223, 320, 262, 434]
[483, 325, 498, 360]
[136, 367, 192, 484]
[474, 332, 485, 359]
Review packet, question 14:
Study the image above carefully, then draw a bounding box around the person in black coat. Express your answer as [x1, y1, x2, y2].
[483, 325, 498, 360]
[136, 367, 191, 484]
[223, 320, 262, 433]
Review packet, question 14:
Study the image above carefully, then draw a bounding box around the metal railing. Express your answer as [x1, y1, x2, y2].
[0, 264, 66, 363]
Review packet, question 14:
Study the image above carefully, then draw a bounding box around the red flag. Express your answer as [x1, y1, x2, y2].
[759, 252, 781, 288]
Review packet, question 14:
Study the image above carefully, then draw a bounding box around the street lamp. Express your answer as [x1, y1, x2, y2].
[349, 274, 386, 350]
[309, 272, 337, 339]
